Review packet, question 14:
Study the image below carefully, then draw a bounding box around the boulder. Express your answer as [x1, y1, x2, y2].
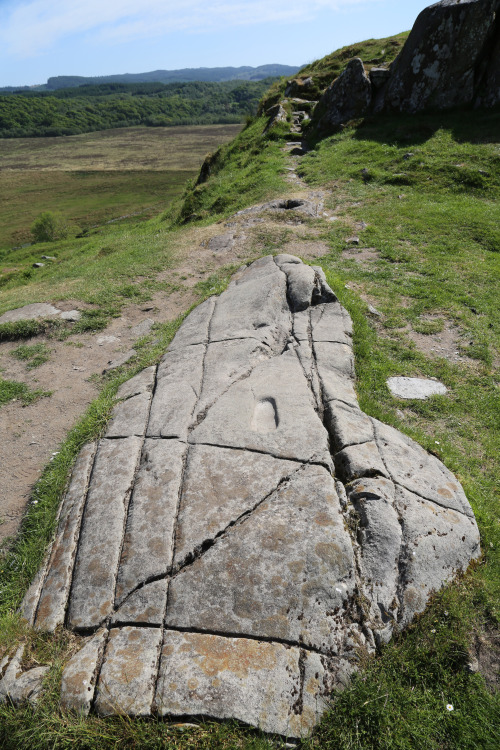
[285, 77, 313, 98]
[264, 103, 288, 132]
[377, 0, 500, 113]
[20, 255, 480, 737]
[478, 32, 500, 107]
[315, 58, 372, 133]
[369, 67, 391, 89]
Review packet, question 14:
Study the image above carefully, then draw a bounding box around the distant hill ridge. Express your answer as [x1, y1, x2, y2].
[44, 65, 300, 90]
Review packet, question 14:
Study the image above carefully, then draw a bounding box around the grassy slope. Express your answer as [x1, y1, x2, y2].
[0, 35, 499, 750]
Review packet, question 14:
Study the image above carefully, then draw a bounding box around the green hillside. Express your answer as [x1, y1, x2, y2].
[0, 29, 499, 750]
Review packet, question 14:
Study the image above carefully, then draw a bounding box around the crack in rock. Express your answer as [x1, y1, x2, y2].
[18, 254, 480, 738]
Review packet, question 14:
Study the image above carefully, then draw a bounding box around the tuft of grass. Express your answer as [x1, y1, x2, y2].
[11, 343, 51, 369]
[0, 377, 52, 406]
[0, 318, 62, 342]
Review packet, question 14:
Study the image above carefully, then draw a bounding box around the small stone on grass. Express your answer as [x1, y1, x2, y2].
[387, 377, 447, 400]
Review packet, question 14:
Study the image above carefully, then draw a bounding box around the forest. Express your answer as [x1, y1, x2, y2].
[0, 79, 276, 138]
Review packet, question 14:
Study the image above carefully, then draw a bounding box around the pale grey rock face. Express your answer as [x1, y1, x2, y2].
[60, 629, 107, 715]
[94, 627, 162, 716]
[264, 103, 288, 132]
[387, 376, 447, 400]
[0, 303, 61, 324]
[0, 645, 49, 706]
[377, 0, 500, 114]
[20, 254, 480, 737]
[315, 58, 372, 133]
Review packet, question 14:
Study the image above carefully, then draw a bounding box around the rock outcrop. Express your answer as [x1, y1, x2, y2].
[378, 0, 500, 113]
[313, 0, 500, 134]
[10, 255, 480, 736]
[315, 58, 372, 134]
[285, 77, 314, 98]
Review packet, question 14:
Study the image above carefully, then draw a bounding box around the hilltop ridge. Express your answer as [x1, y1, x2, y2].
[0, 64, 300, 92]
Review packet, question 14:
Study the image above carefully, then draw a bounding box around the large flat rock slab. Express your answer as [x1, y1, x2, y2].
[20, 255, 480, 737]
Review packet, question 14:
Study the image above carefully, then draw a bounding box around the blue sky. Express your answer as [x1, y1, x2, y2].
[0, 1, 432, 87]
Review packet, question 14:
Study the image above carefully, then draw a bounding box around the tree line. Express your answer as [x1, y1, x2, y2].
[0, 79, 275, 138]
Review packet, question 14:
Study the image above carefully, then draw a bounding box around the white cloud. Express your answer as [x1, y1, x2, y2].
[0, 0, 381, 58]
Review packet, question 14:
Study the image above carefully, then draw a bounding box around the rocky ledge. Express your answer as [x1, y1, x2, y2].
[6, 255, 479, 738]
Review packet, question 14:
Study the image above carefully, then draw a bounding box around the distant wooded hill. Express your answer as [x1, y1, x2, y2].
[0, 64, 299, 93]
[0, 79, 280, 138]
[45, 65, 299, 89]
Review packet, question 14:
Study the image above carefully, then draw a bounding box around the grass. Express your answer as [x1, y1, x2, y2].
[0, 122, 269, 334]
[0, 124, 241, 249]
[0, 52, 499, 750]
[173, 116, 289, 224]
[0, 376, 51, 406]
[11, 343, 51, 369]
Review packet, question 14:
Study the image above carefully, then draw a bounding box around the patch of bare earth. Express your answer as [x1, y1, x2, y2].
[342, 247, 380, 264]
[0, 291, 194, 546]
[471, 627, 500, 693]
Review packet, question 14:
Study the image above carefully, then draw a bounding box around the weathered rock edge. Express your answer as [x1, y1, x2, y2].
[7, 254, 479, 738]
[310, 0, 500, 134]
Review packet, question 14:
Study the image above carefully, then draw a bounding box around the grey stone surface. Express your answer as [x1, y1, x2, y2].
[105, 391, 152, 438]
[387, 376, 447, 399]
[394, 485, 480, 625]
[59, 310, 81, 322]
[156, 632, 307, 737]
[104, 349, 136, 372]
[189, 350, 332, 467]
[0, 645, 49, 706]
[369, 67, 390, 89]
[315, 58, 372, 133]
[207, 232, 236, 253]
[168, 297, 215, 350]
[334, 441, 389, 483]
[0, 302, 60, 324]
[95, 627, 162, 717]
[147, 345, 205, 439]
[116, 366, 156, 401]
[60, 629, 107, 715]
[209, 255, 290, 348]
[173, 445, 297, 566]
[324, 401, 374, 452]
[114, 439, 185, 604]
[347, 478, 402, 634]
[34, 442, 97, 632]
[378, 0, 500, 114]
[19, 564, 47, 626]
[131, 318, 154, 337]
[112, 580, 168, 625]
[194, 338, 271, 419]
[67, 437, 143, 630]
[373, 418, 473, 516]
[264, 103, 288, 132]
[167, 465, 357, 652]
[20, 254, 480, 736]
